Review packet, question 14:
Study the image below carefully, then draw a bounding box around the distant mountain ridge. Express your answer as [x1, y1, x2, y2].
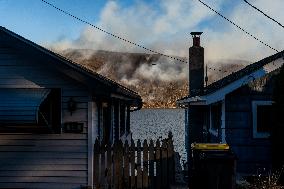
[60, 49, 247, 108]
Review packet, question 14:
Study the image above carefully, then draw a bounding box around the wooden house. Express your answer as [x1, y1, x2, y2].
[177, 32, 284, 175]
[0, 26, 142, 189]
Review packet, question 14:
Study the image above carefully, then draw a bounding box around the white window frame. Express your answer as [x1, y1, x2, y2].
[252, 100, 272, 138]
[209, 100, 226, 143]
[209, 105, 218, 137]
[220, 100, 226, 143]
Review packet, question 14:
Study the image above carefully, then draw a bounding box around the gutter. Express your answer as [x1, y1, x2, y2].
[177, 95, 207, 107]
[130, 99, 143, 112]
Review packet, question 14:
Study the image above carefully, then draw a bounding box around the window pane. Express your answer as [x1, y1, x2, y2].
[120, 104, 126, 137]
[211, 103, 222, 130]
[257, 105, 272, 133]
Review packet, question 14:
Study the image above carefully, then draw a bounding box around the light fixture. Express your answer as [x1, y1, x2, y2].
[67, 97, 77, 115]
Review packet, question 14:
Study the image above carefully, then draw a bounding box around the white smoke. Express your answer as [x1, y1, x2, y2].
[88, 52, 188, 85]
[48, 0, 284, 83]
[133, 59, 188, 82]
[49, 0, 225, 58]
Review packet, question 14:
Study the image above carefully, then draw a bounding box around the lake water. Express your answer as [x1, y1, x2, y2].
[130, 108, 187, 162]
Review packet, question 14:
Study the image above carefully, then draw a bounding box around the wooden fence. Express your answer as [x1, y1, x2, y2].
[93, 133, 175, 189]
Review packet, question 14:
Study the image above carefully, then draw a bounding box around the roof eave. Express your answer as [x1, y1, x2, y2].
[178, 57, 284, 107]
[0, 26, 141, 101]
[177, 95, 207, 106]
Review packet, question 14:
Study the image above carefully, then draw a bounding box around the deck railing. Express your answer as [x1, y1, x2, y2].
[93, 133, 175, 189]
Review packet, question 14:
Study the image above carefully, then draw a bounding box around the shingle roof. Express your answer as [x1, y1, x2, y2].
[0, 26, 141, 102]
[179, 50, 284, 101]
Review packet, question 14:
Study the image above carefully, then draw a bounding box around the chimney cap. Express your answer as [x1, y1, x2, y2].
[190, 32, 203, 36]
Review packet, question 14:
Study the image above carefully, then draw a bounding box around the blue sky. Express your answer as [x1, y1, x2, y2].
[0, 0, 284, 63]
[0, 0, 107, 42]
[0, 0, 161, 43]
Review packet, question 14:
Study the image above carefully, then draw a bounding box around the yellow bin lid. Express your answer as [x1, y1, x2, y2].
[191, 143, 230, 150]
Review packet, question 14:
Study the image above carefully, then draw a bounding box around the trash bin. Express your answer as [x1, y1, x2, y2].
[190, 143, 236, 189]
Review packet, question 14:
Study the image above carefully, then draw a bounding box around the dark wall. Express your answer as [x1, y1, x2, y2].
[187, 105, 208, 164]
[225, 72, 277, 174]
[272, 65, 284, 183]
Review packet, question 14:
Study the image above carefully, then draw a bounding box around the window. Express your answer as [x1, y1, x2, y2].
[252, 101, 272, 138]
[113, 101, 129, 141]
[98, 101, 111, 144]
[119, 103, 126, 137]
[209, 102, 222, 136]
[113, 101, 119, 141]
[126, 105, 130, 135]
[0, 88, 61, 133]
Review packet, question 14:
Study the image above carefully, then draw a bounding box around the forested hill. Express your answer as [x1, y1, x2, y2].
[60, 49, 246, 108]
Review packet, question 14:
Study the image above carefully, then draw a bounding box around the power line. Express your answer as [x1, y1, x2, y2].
[41, 0, 239, 74]
[196, 0, 279, 53]
[41, 0, 187, 63]
[242, 0, 284, 29]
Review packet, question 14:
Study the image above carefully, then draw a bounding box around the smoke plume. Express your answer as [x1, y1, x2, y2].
[48, 0, 284, 66]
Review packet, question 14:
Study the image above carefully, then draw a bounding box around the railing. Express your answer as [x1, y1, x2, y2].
[93, 133, 175, 189]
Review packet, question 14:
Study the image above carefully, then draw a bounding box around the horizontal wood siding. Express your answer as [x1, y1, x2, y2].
[0, 45, 90, 188]
[225, 86, 272, 174]
[0, 134, 88, 188]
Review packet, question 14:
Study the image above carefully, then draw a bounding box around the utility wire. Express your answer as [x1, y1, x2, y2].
[243, 0, 284, 29]
[196, 0, 279, 52]
[41, 0, 240, 74]
[41, 0, 187, 63]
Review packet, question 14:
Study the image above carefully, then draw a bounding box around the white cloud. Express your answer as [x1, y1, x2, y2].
[204, 0, 284, 63]
[49, 0, 284, 65]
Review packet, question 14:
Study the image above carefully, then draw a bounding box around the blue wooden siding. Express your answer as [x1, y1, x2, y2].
[0, 135, 88, 189]
[0, 44, 90, 188]
[225, 85, 272, 174]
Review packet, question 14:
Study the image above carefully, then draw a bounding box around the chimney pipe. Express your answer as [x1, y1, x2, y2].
[190, 32, 202, 47]
[189, 32, 204, 96]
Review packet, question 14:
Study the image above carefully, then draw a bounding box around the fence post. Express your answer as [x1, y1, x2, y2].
[124, 140, 130, 188]
[94, 138, 100, 189]
[100, 144, 106, 188]
[143, 140, 149, 189]
[106, 143, 112, 189]
[113, 141, 119, 189]
[137, 139, 142, 189]
[161, 139, 168, 188]
[130, 139, 136, 189]
[118, 140, 124, 189]
[167, 132, 175, 186]
[148, 140, 154, 189]
[155, 139, 161, 189]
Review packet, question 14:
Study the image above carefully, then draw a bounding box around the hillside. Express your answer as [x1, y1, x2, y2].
[60, 49, 246, 108]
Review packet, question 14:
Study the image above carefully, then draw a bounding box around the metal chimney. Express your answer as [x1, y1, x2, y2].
[190, 32, 203, 47]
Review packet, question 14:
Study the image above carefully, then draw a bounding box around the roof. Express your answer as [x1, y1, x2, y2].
[0, 26, 142, 105]
[178, 50, 284, 104]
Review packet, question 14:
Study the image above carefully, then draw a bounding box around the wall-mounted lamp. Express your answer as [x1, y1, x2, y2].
[67, 97, 77, 115]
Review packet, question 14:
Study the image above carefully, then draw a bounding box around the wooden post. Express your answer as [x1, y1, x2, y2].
[94, 138, 100, 188]
[161, 139, 168, 188]
[148, 140, 154, 189]
[118, 140, 124, 189]
[106, 143, 113, 189]
[130, 140, 136, 189]
[114, 141, 120, 189]
[143, 140, 149, 189]
[137, 140, 142, 189]
[155, 139, 161, 189]
[124, 140, 130, 188]
[100, 144, 106, 188]
[167, 132, 175, 185]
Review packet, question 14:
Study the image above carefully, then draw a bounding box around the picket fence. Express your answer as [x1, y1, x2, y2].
[93, 133, 175, 189]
